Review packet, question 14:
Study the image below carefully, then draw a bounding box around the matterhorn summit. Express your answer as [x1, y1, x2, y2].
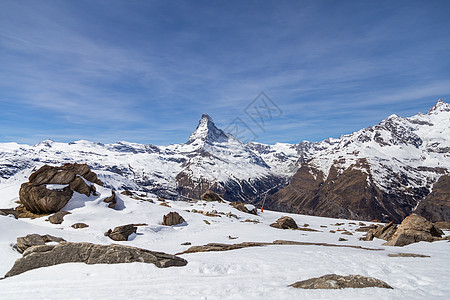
[187, 114, 230, 145]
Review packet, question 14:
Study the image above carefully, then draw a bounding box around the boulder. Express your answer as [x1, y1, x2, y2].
[201, 190, 223, 202]
[383, 214, 443, 246]
[230, 202, 257, 215]
[290, 274, 393, 289]
[47, 211, 71, 224]
[105, 224, 137, 241]
[19, 164, 103, 214]
[19, 183, 74, 214]
[71, 223, 89, 229]
[16, 234, 65, 253]
[4, 242, 188, 278]
[162, 212, 186, 226]
[270, 216, 298, 229]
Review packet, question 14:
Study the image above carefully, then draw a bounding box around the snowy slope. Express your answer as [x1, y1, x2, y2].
[0, 182, 449, 299]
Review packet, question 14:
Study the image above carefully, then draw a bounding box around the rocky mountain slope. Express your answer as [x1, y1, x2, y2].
[265, 100, 450, 222]
[0, 100, 448, 222]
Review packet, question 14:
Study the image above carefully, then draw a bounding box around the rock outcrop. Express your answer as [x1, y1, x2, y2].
[290, 274, 393, 289]
[16, 234, 65, 253]
[4, 242, 188, 278]
[162, 212, 186, 226]
[105, 224, 137, 241]
[270, 216, 298, 229]
[383, 214, 443, 246]
[19, 164, 103, 214]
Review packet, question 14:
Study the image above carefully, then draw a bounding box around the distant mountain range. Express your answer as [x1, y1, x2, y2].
[1, 100, 448, 222]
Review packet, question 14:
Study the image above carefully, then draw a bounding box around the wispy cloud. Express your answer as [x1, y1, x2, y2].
[0, 0, 449, 145]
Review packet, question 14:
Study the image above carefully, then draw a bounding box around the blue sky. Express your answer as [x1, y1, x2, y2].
[1, 0, 449, 145]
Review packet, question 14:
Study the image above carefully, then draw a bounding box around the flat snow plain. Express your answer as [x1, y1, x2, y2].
[0, 183, 449, 300]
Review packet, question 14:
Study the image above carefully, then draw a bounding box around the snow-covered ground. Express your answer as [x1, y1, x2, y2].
[0, 183, 449, 299]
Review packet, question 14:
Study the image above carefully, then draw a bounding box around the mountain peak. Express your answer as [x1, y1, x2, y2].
[187, 114, 229, 144]
[428, 99, 449, 114]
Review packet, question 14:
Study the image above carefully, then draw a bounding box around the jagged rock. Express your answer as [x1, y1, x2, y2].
[230, 202, 257, 215]
[361, 221, 397, 241]
[162, 212, 185, 226]
[383, 214, 443, 246]
[270, 216, 298, 229]
[4, 242, 188, 278]
[104, 224, 137, 241]
[16, 234, 65, 253]
[19, 164, 103, 214]
[201, 190, 223, 202]
[47, 211, 71, 224]
[103, 191, 117, 208]
[71, 223, 89, 229]
[289, 274, 393, 289]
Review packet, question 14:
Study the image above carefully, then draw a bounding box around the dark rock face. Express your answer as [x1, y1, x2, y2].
[290, 274, 393, 289]
[19, 164, 103, 214]
[162, 212, 186, 226]
[270, 216, 298, 229]
[415, 175, 450, 222]
[47, 211, 71, 224]
[383, 214, 443, 246]
[201, 190, 223, 202]
[230, 202, 257, 215]
[4, 242, 188, 278]
[16, 234, 65, 253]
[105, 224, 137, 241]
[267, 160, 423, 223]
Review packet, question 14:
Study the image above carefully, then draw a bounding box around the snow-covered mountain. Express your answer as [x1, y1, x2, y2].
[0, 114, 288, 203]
[0, 100, 449, 221]
[265, 99, 450, 222]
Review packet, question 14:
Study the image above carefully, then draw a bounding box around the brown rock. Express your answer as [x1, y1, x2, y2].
[103, 191, 117, 208]
[19, 183, 73, 214]
[201, 190, 223, 202]
[69, 176, 92, 196]
[71, 223, 89, 229]
[290, 274, 393, 289]
[5, 242, 188, 278]
[162, 212, 186, 226]
[230, 202, 257, 215]
[270, 216, 298, 230]
[388, 253, 430, 258]
[47, 211, 71, 224]
[361, 221, 397, 241]
[19, 164, 103, 214]
[383, 214, 443, 246]
[16, 234, 65, 253]
[105, 224, 137, 241]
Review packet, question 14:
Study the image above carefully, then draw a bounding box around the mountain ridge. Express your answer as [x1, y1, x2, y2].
[0, 99, 448, 221]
